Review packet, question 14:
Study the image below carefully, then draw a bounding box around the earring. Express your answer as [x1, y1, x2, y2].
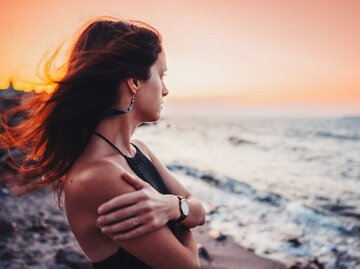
[106, 94, 136, 116]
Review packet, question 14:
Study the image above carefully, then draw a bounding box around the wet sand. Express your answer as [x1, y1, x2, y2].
[193, 224, 286, 269]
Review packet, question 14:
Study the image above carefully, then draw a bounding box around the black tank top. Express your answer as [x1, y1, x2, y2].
[91, 131, 182, 269]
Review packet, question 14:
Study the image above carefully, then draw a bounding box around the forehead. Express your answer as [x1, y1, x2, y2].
[155, 50, 167, 71]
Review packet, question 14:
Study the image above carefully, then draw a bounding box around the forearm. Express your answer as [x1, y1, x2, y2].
[177, 226, 198, 251]
[166, 194, 206, 228]
[166, 215, 200, 268]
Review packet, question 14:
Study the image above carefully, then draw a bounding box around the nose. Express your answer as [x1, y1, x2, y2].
[162, 85, 169, 96]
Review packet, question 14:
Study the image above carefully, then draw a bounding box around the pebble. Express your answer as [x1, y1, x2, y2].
[198, 244, 212, 262]
[0, 218, 16, 236]
[228, 136, 255, 146]
[1, 187, 9, 195]
[55, 249, 92, 269]
[287, 237, 302, 248]
[208, 229, 227, 241]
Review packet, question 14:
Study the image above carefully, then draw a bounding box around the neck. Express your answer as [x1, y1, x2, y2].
[93, 112, 141, 156]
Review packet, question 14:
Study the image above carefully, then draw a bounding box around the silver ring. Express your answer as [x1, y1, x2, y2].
[131, 217, 139, 226]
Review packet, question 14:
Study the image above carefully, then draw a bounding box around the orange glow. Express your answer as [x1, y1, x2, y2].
[0, 0, 359, 116]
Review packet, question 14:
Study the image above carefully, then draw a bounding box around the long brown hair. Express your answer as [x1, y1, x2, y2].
[0, 17, 163, 208]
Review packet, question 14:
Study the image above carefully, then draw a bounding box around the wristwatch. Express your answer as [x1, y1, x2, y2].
[175, 195, 189, 223]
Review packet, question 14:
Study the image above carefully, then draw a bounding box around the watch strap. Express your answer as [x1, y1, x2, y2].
[175, 195, 187, 223]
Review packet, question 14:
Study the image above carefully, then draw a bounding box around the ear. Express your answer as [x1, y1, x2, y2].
[126, 78, 141, 94]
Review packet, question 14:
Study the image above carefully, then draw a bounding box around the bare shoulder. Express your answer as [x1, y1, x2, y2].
[63, 158, 141, 261]
[67, 159, 122, 190]
[65, 158, 136, 202]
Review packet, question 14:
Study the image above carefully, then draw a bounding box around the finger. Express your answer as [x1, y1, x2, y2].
[97, 203, 144, 226]
[121, 171, 149, 190]
[101, 215, 142, 235]
[98, 190, 144, 214]
[113, 222, 159, 241]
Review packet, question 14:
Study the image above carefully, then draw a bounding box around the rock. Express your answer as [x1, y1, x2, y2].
[61, 235, 71, 244]
[200, 172, 219, 185]
[49, 264, 73, 269]
[1, 187, 9, 195]
[28, 219, 49, 232]
[255, 191, 282, 207]
[55, 249, 92, 269]
[39, 236, 48, 243]
[24, 252, 39, 266]
[228, 136, 255, 146]
[287, 237, 302, 248]
[197, 244, 212, 262]
[311, 257, 325, 269]
[39, 210, 47, 217]
[208, 229, 227, 241]
[207, 205, 220, 215]
[56, 221, 70, 233]
[0, 218, 16, 236]
[289, 262, 302, 269]
[289, 258, 325, 269]
[0, 248, 14, 262]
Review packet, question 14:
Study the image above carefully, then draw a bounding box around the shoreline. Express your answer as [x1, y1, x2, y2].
[0, 185, 291, 269]
[192, 223, 287, 269]
[1, 180, 333, 269]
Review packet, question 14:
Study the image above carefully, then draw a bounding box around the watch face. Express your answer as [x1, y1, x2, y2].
[181, 199, 190, 216]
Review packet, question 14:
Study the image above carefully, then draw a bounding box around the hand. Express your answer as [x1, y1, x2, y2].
[96, 171, 179, 241]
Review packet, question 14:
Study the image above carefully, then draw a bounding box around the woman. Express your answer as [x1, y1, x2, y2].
[0, 17, 205, 269]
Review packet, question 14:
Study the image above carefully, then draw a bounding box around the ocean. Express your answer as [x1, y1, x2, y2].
[133, 115, 360, 269]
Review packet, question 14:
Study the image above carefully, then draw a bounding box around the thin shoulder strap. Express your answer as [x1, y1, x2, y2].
[92, 131, 137, 158]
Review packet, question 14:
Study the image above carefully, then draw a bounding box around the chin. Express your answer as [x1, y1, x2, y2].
[143, 112, 161, 123]
[154, 112, 161, 121]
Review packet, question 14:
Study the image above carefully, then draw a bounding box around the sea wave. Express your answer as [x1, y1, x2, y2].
[315, 131, 360, 141]
[170, 163, 287, 207]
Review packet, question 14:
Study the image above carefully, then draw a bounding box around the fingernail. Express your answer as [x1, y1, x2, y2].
[97, 217, 104, 224]
[98, 207, 104, 214]
[101, 227, 108, 233]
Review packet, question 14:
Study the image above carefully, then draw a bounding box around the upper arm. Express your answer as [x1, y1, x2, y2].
[70, 159, 200, 269]
[133, 139, 192, 198]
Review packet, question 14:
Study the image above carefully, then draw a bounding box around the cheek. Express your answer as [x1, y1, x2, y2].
[149, 74, 162, 88]
[138, 77, 162, 103]
[136, 91, 157, 111]
[146, 78, 163, 98]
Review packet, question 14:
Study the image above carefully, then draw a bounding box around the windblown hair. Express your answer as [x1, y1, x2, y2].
[0, 17, 163, 208]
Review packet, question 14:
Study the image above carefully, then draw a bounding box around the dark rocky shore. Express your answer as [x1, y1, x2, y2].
[0, 185, 92, 269]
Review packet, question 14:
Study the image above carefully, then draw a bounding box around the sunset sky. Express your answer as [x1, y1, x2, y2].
[0, 0, 359, 117]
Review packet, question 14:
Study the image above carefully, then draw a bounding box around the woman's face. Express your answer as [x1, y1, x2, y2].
[136, 50, 169, 122]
